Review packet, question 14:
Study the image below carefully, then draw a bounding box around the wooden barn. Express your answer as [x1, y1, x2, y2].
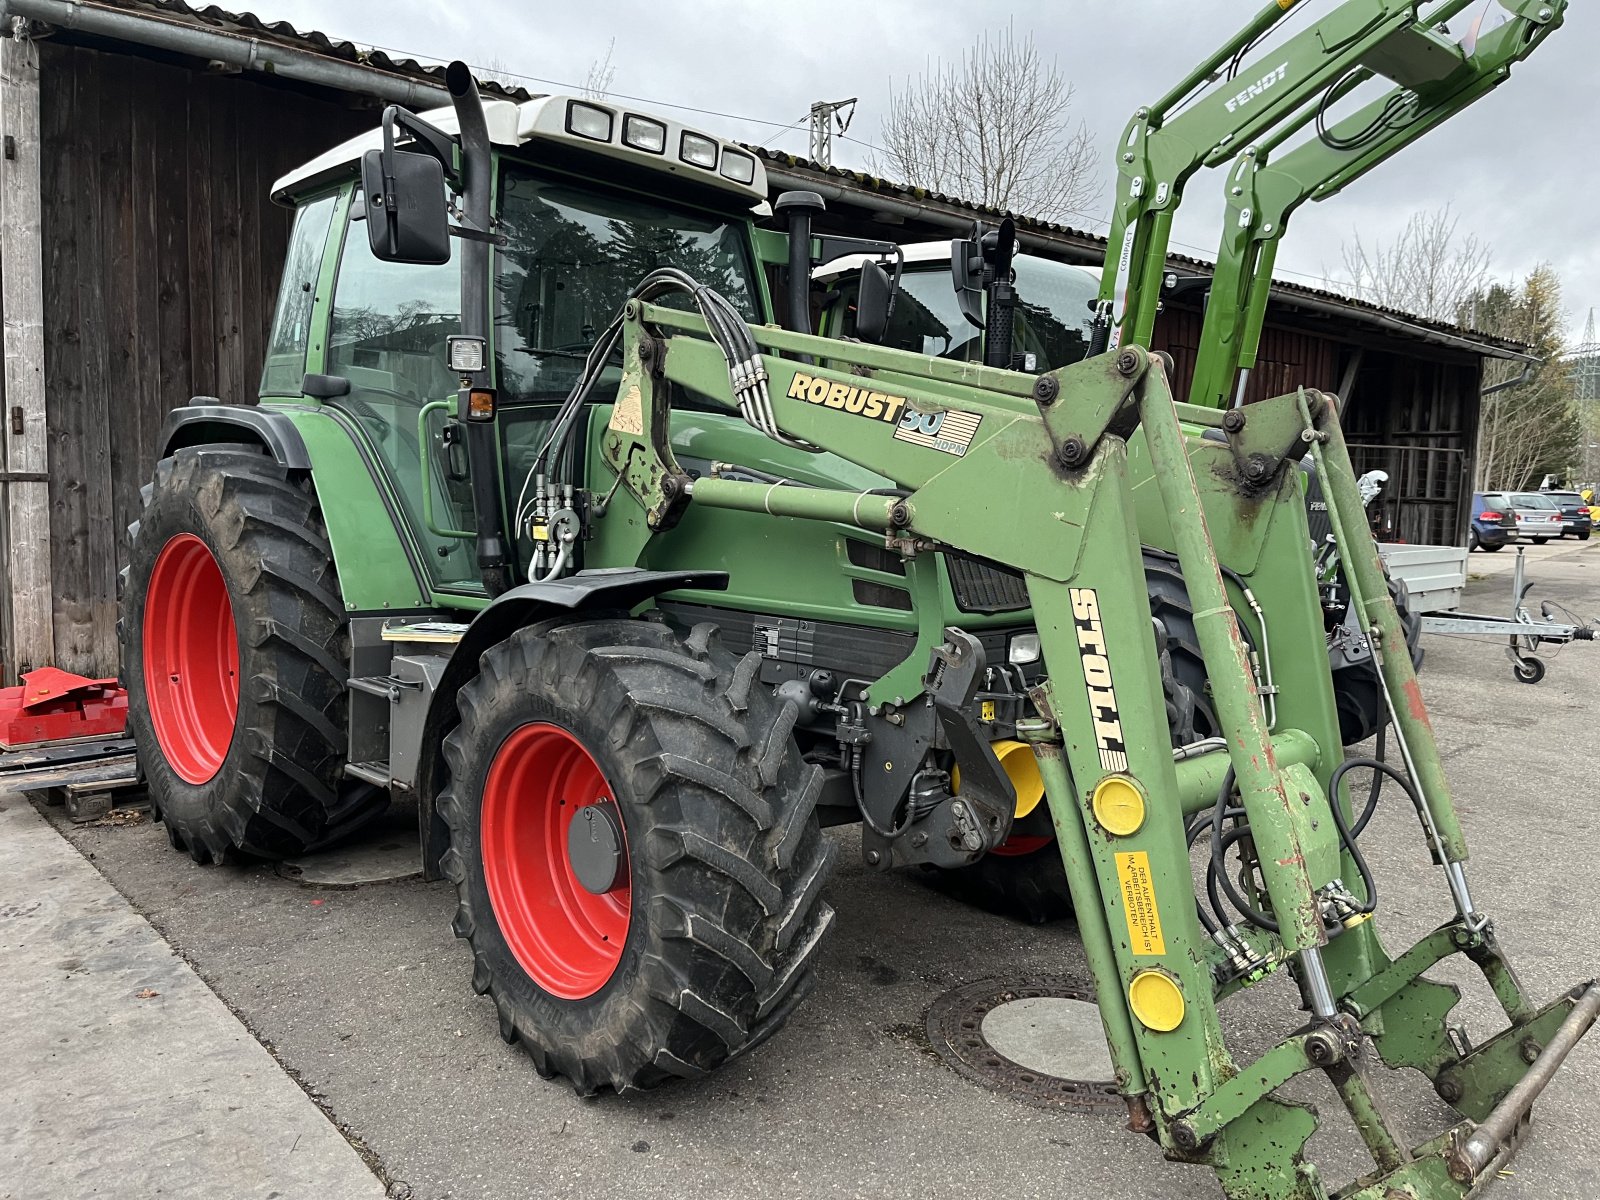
[0, 0, 1534, 683]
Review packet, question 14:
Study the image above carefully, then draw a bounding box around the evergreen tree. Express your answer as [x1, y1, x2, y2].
[1466, 265, 1580, 490]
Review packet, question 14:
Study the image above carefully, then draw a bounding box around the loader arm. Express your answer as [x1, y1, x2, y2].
[1098, 0, 1558, 352]
[592, 303, 1597, 1198]
[1187, 0, 1565, 408]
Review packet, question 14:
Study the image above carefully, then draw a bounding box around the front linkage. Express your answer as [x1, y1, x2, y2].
[598, 300, 1597, 1198]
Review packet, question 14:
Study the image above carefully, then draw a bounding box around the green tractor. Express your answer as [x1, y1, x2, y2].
[122, 2, 1594, 1196]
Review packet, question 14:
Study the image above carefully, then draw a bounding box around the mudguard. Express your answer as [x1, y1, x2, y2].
[414, 568, 730, 878]
[159, 400, 430, 611]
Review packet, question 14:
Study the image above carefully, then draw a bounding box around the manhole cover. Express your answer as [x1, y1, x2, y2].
[925, 976, 1121, 1113]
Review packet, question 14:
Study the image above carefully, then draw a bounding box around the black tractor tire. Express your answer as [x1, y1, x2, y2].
[1330, 572, 1423, 746]
[438, 617, 835, 1095]
[121, 445, 380, 862]
[928, 551, 1211, 924]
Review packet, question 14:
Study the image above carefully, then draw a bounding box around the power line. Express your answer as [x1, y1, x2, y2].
[353, 39, 804, 135]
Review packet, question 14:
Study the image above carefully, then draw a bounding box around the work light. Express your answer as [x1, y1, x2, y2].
[719, 149, 756, 185]
[622, 115, 667, 154]
[566, 101, 614, 142]
[680, 132, 718, 169]
[446, 335, 486, 374]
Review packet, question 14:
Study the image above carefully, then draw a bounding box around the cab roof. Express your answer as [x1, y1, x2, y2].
[271, 93, 769, 209]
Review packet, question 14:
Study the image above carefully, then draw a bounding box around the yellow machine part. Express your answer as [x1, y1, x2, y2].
[1129, 969, 1186, 1032]
[955, 740, 1046, 819]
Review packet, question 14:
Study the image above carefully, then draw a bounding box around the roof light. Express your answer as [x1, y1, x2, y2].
[566, 100, 614, 142]
[719, 149, 756, 185]
[622, 114, 667, 154]
[680, 131, 718, 170]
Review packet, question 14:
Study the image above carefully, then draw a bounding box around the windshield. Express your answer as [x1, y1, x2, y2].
[834, 253, 1099, 372]
[1513, 493, 1557, 509]
[493, 168, 759, 402]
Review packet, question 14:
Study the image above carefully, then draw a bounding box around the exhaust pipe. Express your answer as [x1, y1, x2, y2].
[446, 61, 510, 597]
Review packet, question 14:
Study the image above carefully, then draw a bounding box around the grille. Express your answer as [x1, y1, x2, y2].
[852, 579, 913, 611]
[944, 552, 1030, 614]
[845, 537, 907, 576]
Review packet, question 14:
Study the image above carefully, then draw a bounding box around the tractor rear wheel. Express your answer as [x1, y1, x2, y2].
[122, 445, 379, 862]
[929, 551, 1210, 923]
[438, 617, 834, 1094]
[1330, 573, 1423, 745]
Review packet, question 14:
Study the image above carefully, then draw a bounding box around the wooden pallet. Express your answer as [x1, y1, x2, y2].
[0, 738, 141, 821]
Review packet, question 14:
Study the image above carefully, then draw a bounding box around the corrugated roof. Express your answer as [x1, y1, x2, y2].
[33, 0, 531, 99]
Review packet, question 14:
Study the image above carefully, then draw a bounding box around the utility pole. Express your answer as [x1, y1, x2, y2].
[806, 97, 855, 169]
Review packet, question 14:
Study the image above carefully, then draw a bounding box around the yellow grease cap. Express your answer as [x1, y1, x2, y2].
[1091, 775, 1146, 836]
[1129, 970, 1186, 1032]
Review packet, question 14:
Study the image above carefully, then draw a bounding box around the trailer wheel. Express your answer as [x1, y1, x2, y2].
[438, 618, 834, 1094]
[1514, 656, 1546, 684]
[121, 445, 379, 862]
[928, 551, 1210, 923]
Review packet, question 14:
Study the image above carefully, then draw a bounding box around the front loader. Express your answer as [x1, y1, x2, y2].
[118, 12, 1591, 1199]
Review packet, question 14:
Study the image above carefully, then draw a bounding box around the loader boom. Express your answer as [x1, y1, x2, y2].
[590, 292, 1598, 1196]
[1098, 0, 1562, 353]
[1187, 0, 1565, 408]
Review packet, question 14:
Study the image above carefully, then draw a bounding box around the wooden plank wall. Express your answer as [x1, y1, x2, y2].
[1153, 305, 1340, 406]
[35, 43, 369, 677]
[1, 34, 54, 681]
[1344, 351, 1480, 545]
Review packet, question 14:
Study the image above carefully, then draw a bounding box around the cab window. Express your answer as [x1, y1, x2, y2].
[261, 194, 337, 397]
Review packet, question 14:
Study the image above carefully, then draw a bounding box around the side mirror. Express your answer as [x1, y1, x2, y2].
[361, 147, 450, 265]
[951, 237, 984, 331]
[854, 261, 893, 344]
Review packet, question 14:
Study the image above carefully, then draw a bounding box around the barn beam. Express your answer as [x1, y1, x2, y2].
[1, 24, 55, 681]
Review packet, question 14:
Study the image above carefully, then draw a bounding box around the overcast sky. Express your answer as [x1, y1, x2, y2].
[257, 0, 1597, 341]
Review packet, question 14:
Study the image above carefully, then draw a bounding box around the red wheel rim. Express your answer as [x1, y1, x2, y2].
[480, 723, 631, 1000]
[990, 834, 1053, 858]
[143, 533, 240, 785]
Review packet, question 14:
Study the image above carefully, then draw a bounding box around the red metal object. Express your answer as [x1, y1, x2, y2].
[0, 666, 128, 750]
[989, 834, 1054, 858]
[480, 722, 631, 999]
[142, 533, 239, 784]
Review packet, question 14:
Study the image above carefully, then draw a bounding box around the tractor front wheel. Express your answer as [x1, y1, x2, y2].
[439, 618, 834, 1094]
[122, 445, 380, 861]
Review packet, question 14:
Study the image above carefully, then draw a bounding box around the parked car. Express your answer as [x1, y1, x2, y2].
[1539, 489, 1593, 540]
[1470, 492, 1519, 551]
[1509, 492, 1565, 544]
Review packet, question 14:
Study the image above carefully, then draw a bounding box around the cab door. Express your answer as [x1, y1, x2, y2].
[323, 193, 481, 590]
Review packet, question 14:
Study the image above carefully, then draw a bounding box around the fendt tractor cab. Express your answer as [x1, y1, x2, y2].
[123, 3, 1596, 1196]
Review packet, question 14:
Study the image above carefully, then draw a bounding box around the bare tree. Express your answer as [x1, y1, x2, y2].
[475, 57, 527, 93]
[1340, 205, 1491, 322]
[874, 26, 1100, 224]
[582, 38, 617, 99]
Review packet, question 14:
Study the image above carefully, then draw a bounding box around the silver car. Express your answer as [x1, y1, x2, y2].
[1509, 492, 1565, 544]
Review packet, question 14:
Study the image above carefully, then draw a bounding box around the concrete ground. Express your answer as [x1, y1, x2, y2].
[0, 796, 388, 1200]
[18, 538, 1600, 1200]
